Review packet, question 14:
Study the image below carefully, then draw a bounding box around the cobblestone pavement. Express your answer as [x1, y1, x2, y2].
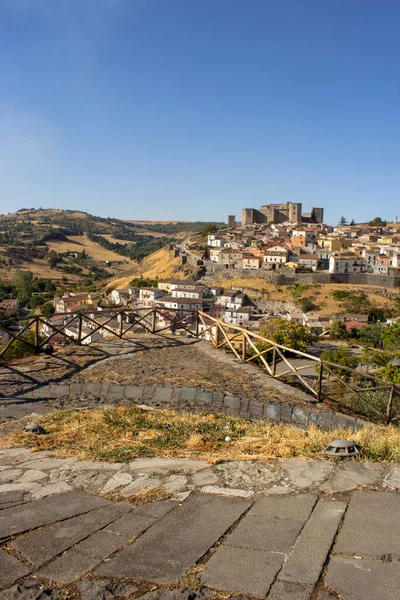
[0, 448, 399, 599]
[0, 336, 314, 406]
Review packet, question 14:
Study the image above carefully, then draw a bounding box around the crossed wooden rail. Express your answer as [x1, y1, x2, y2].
[0, 307, 398, 423]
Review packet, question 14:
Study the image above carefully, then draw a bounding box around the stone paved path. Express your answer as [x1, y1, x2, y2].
[0, 450, 399, 598]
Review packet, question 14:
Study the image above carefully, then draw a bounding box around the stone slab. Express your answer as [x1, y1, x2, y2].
[278, 499, 346, 586]
[220, 460, 276, 489]
[383, 466, 400, 490]
[17, 458, 75, 471]
[191, 469, 219, 486]
[195, 391, 213, 406]
[95, 493, 251, 583]
[334, 491, 400, 560]
[0, 469, 23, 483]
[280, 459, 333, 489]
[201, 486, 253, 498]
[325, 556, 400, 600]
[0, 490, 25, 507]
[268, 581, 314, 600]
[0, 490, 108, 541]
[38, 506, 162, 583]
[225, 516, 305, 553]
[17, 469, 48, 483]
[129, 457, 208, 475]
[120, 476, 161, 496]
[248, 494, 317, 520]
[180, 388, 196, 402]
[30, 481, 73, 500]
[0, 548, 31, 590]
[76, 580, 138, 600]
[153, 388, 174, 403]
[320, 462, 384, 494]
[124, 386, 144, 400]
[12, 503, 131, 566]
[201, 545, 284, 598]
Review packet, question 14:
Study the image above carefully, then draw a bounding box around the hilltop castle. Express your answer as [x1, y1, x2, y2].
[242, 202, 324, 225]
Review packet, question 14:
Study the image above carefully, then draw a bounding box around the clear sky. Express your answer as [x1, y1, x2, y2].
[0, 0, 399, 224]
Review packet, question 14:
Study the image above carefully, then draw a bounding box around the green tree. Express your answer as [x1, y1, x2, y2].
[378, 363, 400, 384]
[260, 317, 313, 352]
[320, 347, 360, 378]
[368, 217, 387, 227]
[382, 323, 400, 350]
[329, 320, 348, 339]
[350, 219, 356, 226]
[339, 216, 347, 226]
[361, 348, 392, 369]
[0, 331, 36, 362]
[41, 302, 55, 317]
[11, 270, 33, 305]
[359, 323, 382, 348]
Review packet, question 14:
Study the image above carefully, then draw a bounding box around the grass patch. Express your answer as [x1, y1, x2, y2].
[101, 487, 172, 506]
[1, 406, 399, 463]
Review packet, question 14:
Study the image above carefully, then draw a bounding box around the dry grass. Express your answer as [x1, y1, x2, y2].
[108, 248, 187, 289]
[46, 234, 136, 265]
[101, 487, 172, 505]
[2, 406, 399, 463]
[215, 278, 400, 316]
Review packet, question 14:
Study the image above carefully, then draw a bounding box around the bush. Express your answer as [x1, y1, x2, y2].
[260, 318, 313, 352]
[0, 331, 36, 362]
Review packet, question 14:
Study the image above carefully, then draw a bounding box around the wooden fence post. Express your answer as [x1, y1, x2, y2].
[77, 314, 83, 345]
[151, 310, 156, 334]
[271, 347, 277, 376]
[386, 384, 395, 424]
[242, 333, 246, 361]
[34, 317, 40, 353]
[118, 312, 124, 338]
[316, 361, 323, 402]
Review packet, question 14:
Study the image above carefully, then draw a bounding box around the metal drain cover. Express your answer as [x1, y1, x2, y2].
[324, 439, 360, 457]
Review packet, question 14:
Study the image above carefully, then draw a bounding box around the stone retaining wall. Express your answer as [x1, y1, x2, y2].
[13, 383, 366, 430]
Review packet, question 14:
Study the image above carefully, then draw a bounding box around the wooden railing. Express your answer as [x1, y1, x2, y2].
[0, 307, 398, 424]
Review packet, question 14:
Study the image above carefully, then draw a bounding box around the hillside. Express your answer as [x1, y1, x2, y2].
[107, 247, 194, 289]
[214, 277, 400, 316]
[0, 208, 213, 288]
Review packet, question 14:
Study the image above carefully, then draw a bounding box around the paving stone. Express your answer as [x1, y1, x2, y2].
[265, 486, 294, 495]
[223, 396, 241, 413]
[195, 390, 213, 406]
[0, 548, 31, 590]
[12, 503, 131, 566]
[225, 516, 305, 553]
[334, 491, 400, 560]
[315, 592, 336, 600]
[162, 475, 187, 493]
[201, 545, 284, 598]
[0, 580, 59, 599]
[201, 486, 254, 498]
[70, 383, 83, 396]
[180, 388, 196, 402]
[76, 580, 138, 600]
[0, 469, 23, 483]
[70, 460, 123, 471]
[0, 489, 108, 541]
[108, 385, 125, 399]
[50, 384, 70, 396]
[248, 494, 317, 520]
[174, 491, 192, 502]
[143, 386, 155, 400]
[101, 471, 133, 493]
[132, 500, 177, 520]
[191, 469, 219, 486]
[291, 407, 310, 426]
[325, 556, 400, 600]
[96, 493, 251, 583]
[278, 499, 346, 586]
[220, 460, 276, 489]
[17, 469, 48, 483]
[248, 399, 264, 417]
[124, 386, 144, 400]
[153, 388, 174, 402]
[0, 482, 41, 494]
[129, 457, 208, 475]
[320, 462, 384, 493]
[17, 458, 75, 471]
[38, 506, 159, 583]
[280, 405, 293, 423]
[383, 466, 400, 490]
[267, 581, 314, 600]
[69, 471, 115, 493]
[0, 490, 25, 507]
[81, 383, 102, 395]
[280, 459, 333, 489]
[264, 403, 281, 422]
[120, 476, 162, 496]
[211, 392, 224, 408]
[30, 481, 73, 500]
[170, 389, 181, 404]
[136, 590, 210, 600]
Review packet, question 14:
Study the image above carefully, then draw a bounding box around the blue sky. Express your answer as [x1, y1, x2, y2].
[0, 0, 399, 224]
